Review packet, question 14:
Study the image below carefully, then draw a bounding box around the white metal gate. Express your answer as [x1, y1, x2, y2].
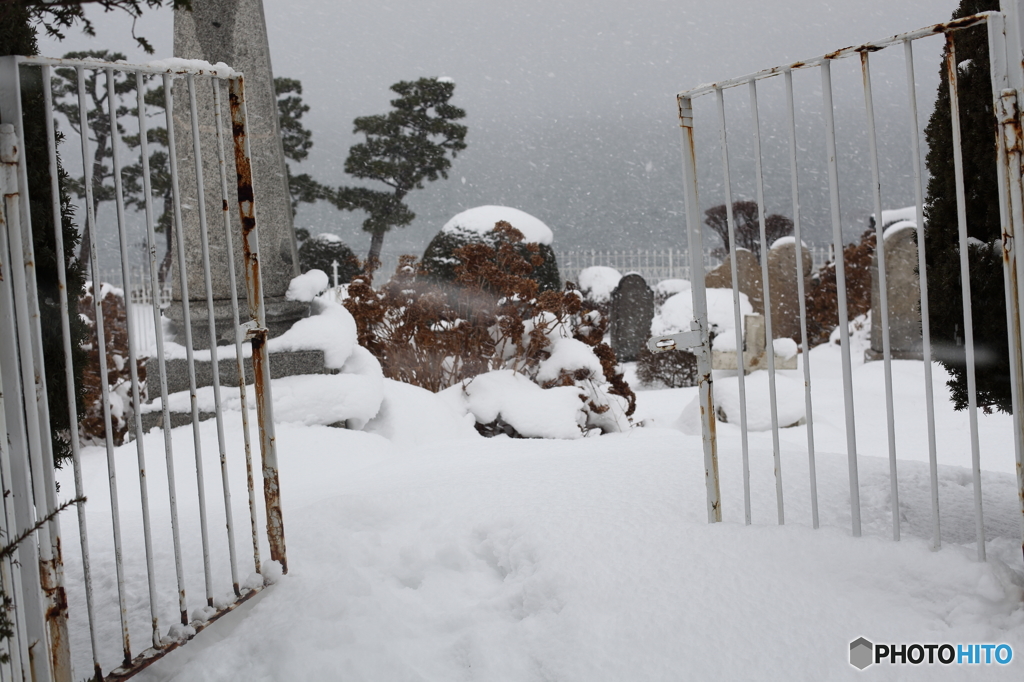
[0, 55, 287, 681]
[656, 2, 1024, 567]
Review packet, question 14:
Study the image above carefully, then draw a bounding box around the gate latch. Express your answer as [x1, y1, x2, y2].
[647, 320, 702, 354]
[239, 319, 268, 340]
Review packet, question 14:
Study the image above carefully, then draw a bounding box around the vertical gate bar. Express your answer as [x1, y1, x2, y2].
[163, 73, 216, 604]
[748, 78, 785, 525]
[228, 76, 289, 569]
[140, 72, 189, 627]
[997, 0, 1024, 569]
[714, 86, 751, 525]
[821, 60, 862, 537]
[784, 68, 819, 529]
[0, 121, 36, 682]
[905, 37, 942, 550]
[861, 52, 902, 542]
[186, 73, 241, 596]
[1005, 2, 1024, 417]
[212, 78, 261, 575]
[946, 36, 987, 562]
[42, 63, 102, 676]
[77, 65, 133, 667]
[0, 363, 19, 681]
[677, 94, 721, 523]
[993, 87, 1024, 572]
[106, 67, 162, 648]
[3, 64, 70, 681]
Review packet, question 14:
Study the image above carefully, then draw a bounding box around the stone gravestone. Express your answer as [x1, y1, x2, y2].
[610, 274, 654, 362]
[711, 313, 798, 373]
[705, 247, 764, 314]
[866, 221, 922, 361]
[168, 0, 305, 348]
[767, 237, 813, 341]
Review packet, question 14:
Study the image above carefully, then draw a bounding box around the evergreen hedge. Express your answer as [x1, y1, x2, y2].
[923, 0, 1009, 412]
[421, 226, 560, 293]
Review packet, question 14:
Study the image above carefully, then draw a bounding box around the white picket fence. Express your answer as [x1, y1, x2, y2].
[556, 246, 831, 285]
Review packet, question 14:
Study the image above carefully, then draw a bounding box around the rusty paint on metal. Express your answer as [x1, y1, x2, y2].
[40, 551, 72, 680]
[995, 84, 1024, 569]
[229, 75, 288, 576]
[823, 45, 855, 61]
[104, 586, 266, 682]
[678, 12, 995, 100]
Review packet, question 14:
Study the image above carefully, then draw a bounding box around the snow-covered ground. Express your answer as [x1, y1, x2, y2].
[54, 337, 1024, 680]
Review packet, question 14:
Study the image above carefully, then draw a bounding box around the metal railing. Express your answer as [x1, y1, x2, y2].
[0, 54, 287, 681]
[673, 4, 1024, 569]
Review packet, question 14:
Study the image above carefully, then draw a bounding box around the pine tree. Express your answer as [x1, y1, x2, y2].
[295, 231, 361, 282]
[703, 200, 793, 262]
[1, 1, 187, 465]
[52, 50, 136, 266]
[274, 77, 331, 215]
[923, 0, 1008, 412]
[332, 77, 467, 268]
[1, 6, 88, 468]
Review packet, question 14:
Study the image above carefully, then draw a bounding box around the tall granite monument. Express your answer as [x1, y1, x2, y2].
[169, 0, 304, 347]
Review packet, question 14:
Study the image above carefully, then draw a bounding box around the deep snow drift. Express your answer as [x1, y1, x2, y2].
[53, 333, 1024, 680]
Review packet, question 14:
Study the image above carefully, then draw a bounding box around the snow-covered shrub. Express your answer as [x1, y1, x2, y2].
[421, 213, 560, 293]
[635, 346, 700, 388]
[297, 231, 361, 283]
[78, 282, 146, 446]
[345, 222, 635, 436]
[577, 266, 621, 306]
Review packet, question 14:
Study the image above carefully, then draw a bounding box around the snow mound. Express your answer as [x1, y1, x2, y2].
[878, 205, 919, 226]
[578, 266, 622, 303]
[653, 288, 751, 339]
[654, 279, 690, 297]
[268, 299, 357, 369]
[713, 370, 806, 430]
[277, 349, 382, 429]
[442, 370, 587, 439]
[883, 219, 916, 240]
[773, 337, 798, 360]
[769, 236, 809, 250]
[536, 337, 605, 384]
[286, 269, 329, 302]
[364, 379, 479, 446]
[442, 205, 554, 245]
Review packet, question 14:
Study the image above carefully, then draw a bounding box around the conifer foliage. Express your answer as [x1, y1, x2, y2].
[704, 200, 793, 261]
[332, 78, 468, 268]
[421, 226, 561, 294]
[923, 0, 1008, 412]
[1, 6, 88, 468]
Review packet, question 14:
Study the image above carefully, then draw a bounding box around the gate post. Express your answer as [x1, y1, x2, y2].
[997, 0, 1024, 566]
[676, 95, 721, 523]
[227, 76, 288, 573]
[0, 57, 70, 682]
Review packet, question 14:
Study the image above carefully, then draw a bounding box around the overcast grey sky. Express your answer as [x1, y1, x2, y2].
[38, 1, 960, 261]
